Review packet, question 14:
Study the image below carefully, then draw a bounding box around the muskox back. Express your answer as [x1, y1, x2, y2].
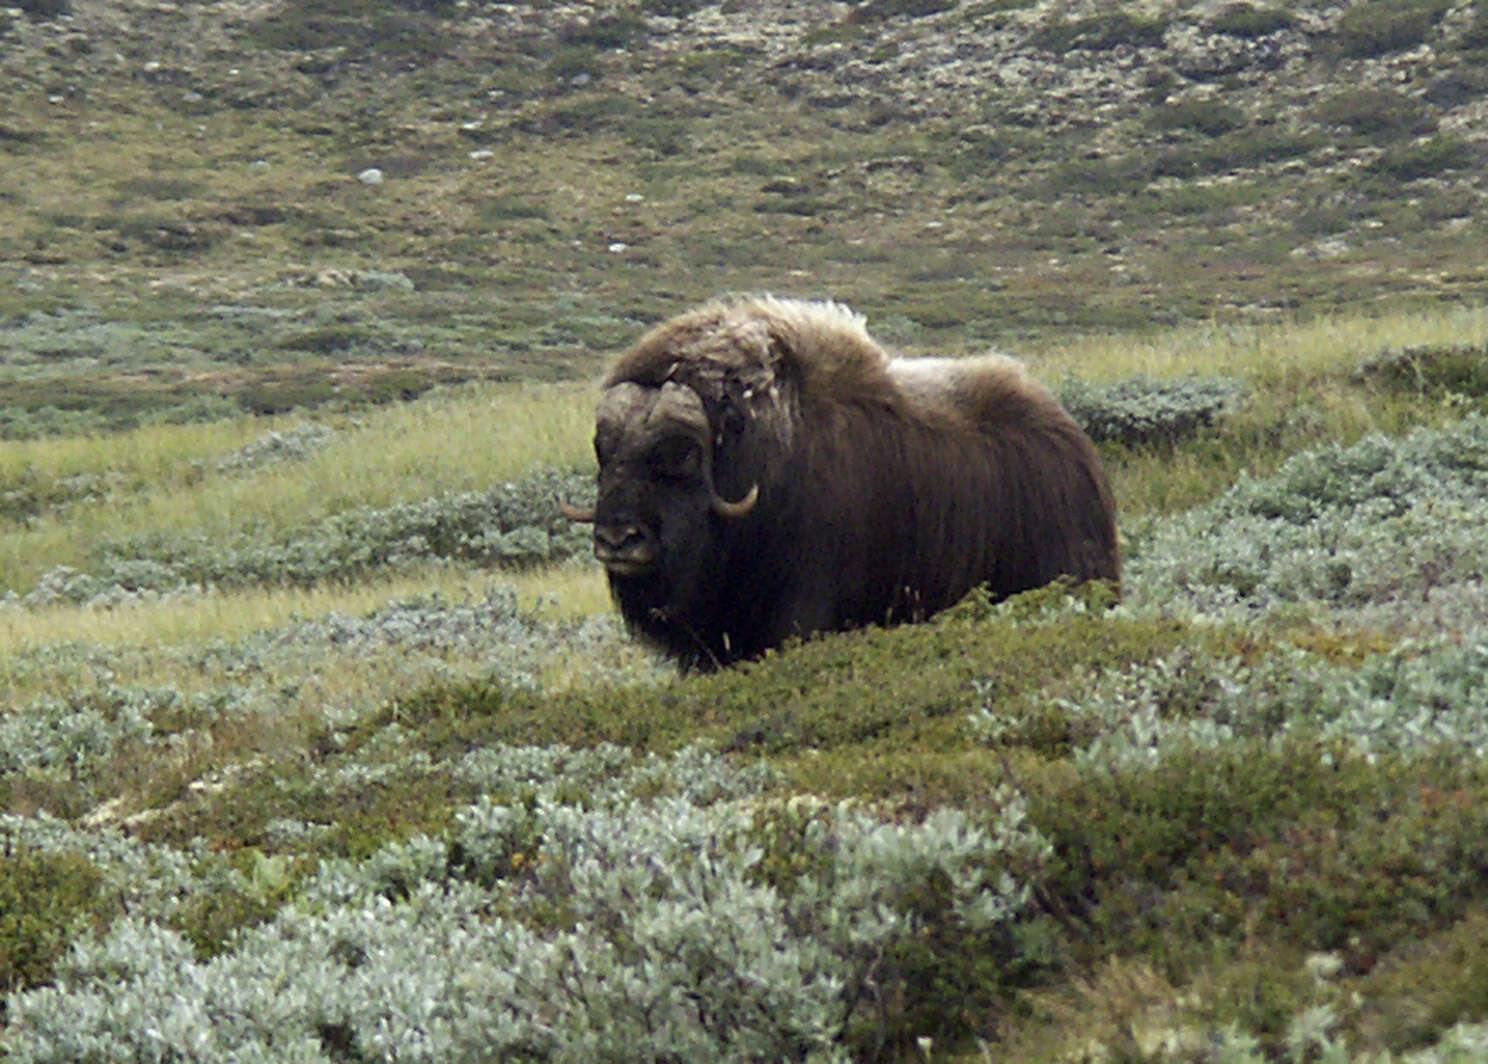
[570, 297, 1119, 668]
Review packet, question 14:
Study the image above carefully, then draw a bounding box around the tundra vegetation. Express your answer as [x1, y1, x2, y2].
[2, 0, 1488, 1061]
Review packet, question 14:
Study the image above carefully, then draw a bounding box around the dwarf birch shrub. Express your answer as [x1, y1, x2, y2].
[1353, 340, 1488, 403]
[0, 813, 279, 978]
[0, 846, 113, 999]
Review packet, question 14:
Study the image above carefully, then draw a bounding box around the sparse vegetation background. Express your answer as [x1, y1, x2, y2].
[3, 0, 1488, 1060]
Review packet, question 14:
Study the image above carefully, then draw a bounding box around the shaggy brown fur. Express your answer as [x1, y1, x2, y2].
[579, 296, 1119, 667]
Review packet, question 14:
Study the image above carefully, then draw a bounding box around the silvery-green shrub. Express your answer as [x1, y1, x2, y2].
[215, 422, 335, 475]
[974, 640, 1488, 768]
[1126, 416, 1488, 635]
[1059, 373, 1246, 445]
[5, 747, 1048, 1063]
[22, 467, 594, 604]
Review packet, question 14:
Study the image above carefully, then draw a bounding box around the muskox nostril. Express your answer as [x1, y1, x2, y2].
[595, 525, 644, 552]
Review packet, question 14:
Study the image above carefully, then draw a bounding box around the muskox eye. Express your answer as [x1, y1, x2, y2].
[648, 437, 701, 479]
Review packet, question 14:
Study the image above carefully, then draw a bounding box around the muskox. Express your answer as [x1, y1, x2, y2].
[562, 296, 1119, 669]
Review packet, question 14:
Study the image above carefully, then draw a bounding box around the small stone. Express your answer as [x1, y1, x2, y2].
[357, 167, 384, 185]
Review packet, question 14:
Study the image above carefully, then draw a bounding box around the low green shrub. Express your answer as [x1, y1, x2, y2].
[0, 846, 115, 1001]
[1049, 153, 1154, 196]
[1152, 125, 1319, 177]
[0, 469, 117, 524]
[16, 0, 72, 16]
[558, 11, 648, 50]
[377, 586, 1174, 771]
[1332, 0, 1452, 59]
[1206, 2, 1295, 38]
[1369, 135, 1475, 181]
[1355, 341, 1488, 399]
[1461, 6, 1488, 51]
[1356, 911, 1488, 1050]
[1024, 733, 1488, 963]
[274, 324, 383, 356]
[247, 0, 449, 56]
[640, 0, 712, 15]
[1148, 97, 1247, 137]
[847, 0, 959, 22]
[1313, 88, 1436, 139]
[1425, 68, 1488, 108]
[1029, 12, 1167, 52]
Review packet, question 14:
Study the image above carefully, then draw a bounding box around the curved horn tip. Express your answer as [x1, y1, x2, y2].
[711, 483, 759, 519]
[559, 500, 597, 523]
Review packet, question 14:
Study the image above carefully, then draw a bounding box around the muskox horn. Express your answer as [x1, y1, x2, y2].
[710, 483, 758, 519]
[559, 499, 596, 522]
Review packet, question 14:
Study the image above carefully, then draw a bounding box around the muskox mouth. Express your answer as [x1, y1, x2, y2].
[594, 523, 657, 578]
[600, 557, 655, 579]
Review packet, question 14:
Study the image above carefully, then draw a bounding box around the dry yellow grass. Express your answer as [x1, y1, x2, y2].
[0, 562, 608, 659]
[0, 561, 620, 716]
[0, 380, 596, 592]
[1020, 303, 1488, 382]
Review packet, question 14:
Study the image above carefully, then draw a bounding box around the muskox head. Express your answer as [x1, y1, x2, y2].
[561, 375, 764, 658]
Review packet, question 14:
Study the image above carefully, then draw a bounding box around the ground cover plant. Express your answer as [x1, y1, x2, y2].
[4, 0, 1488, 1060]
[4, 302, 1488, 1061]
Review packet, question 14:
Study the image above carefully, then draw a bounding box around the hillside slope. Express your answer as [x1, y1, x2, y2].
[2, 0, 1486, 432]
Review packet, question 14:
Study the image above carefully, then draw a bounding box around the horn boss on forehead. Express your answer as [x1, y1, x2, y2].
[568, 295, 1120, 670]
[596, 380, 709, 435]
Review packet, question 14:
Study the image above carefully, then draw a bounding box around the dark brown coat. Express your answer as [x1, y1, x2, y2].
[568, 297, 1119, 667]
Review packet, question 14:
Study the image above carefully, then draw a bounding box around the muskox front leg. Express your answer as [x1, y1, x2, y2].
[757, 577, 841, 656]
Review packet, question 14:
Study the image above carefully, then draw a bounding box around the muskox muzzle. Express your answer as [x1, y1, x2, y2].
[592, 522, 656, 577]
